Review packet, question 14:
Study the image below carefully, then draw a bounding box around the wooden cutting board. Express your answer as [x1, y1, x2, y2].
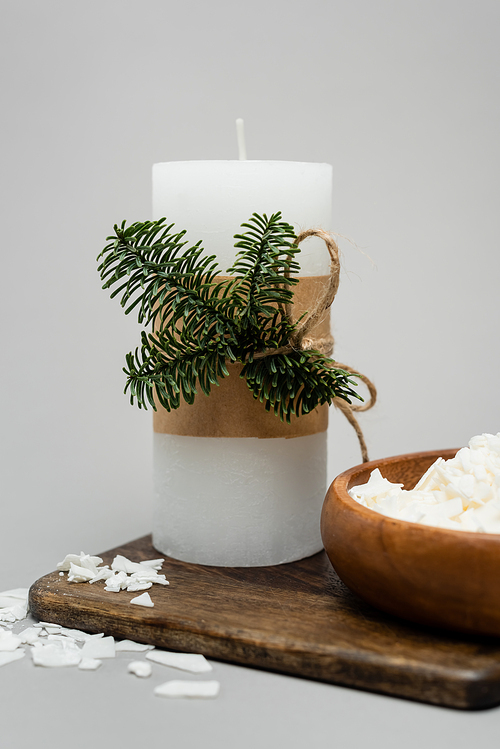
[29, 534, 500, 710]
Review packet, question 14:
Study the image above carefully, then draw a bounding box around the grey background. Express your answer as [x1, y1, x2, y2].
[1, 0, 499, 746]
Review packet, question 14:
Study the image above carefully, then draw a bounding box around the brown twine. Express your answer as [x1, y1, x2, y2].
[252, 228, 376, 463]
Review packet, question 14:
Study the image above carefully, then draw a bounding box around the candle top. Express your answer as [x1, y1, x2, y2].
[152, 160, 332, 274]
[153, 159, 332, 167]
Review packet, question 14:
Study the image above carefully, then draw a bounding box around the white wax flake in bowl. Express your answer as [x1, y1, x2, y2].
[349, 432, 500, 533]
[146, 650, 212, 673]
[127, 660, 152, 678]
[154, 680, 220, 699]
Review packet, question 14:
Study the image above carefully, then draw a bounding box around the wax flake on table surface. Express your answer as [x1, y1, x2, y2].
[0, 630, 23, 651]
[81, 635, 115, 659]
[115, 639, 154, 652]
[0, 650, 26, 667]
[59, 627, 103, 642]
[31, 639, 82, 668]
[44, 625, 62, 635]
[130, 592, 154, 607]
[0, 589, 29, 622]
[128, 660, 152, 678]
[349, 432, 500, 533]
[146, 650, 213, 673]
[19, 627, 41, 645]
[0, 589, 30, 608]
[154, 680, 220, 699]
[0, 607, 220, 698]
[78, 657, 102, 671]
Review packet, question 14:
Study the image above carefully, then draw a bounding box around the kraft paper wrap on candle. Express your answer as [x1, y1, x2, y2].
[153, 275, 331, 439]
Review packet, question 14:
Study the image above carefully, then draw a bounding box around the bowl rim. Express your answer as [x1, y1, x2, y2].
[328, 447, 500, 543]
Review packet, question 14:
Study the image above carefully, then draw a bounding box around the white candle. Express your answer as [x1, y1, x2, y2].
[153, 161, 331, 275]
[152, 160, 332, 566]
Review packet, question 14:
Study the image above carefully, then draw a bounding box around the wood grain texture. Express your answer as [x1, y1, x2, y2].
[322, 449, 500, 640]
[29, 534, 500, 710]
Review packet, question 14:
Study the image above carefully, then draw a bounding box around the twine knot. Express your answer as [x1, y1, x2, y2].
[254, 228, 376, 463]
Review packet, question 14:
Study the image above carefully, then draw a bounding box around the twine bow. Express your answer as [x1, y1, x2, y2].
[253, 229, 376, 463]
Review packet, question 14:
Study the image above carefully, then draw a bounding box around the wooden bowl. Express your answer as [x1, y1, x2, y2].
[321, 449, 500, 638]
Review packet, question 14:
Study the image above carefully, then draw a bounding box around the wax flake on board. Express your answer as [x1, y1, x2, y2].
[130, 592, 154, 607]
[0, 552, 217, 696]
[112, 554, 156, 574]
[126, 581, 153, 592]
[57, 553, 104, 573]
[58, 553, 169, 596]
[89, 568, 114, 584]
[104, 571, 129, 592]
[68, 563, 96, 583]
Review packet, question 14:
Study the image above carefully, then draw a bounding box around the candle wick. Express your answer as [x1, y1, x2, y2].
[236, 118, 247, 160]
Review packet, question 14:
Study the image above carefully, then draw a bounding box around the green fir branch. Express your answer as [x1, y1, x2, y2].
[98, 212, 363, 419]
